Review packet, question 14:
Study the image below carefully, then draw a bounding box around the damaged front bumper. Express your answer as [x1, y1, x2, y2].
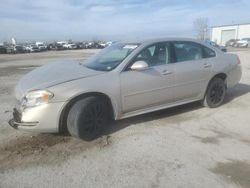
[8, 101, 66, 133]
[8, 108, 38, 129]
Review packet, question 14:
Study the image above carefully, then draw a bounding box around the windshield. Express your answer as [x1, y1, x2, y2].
[84, 43, 139, 71]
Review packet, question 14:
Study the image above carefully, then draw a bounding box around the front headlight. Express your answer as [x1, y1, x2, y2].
[21, 90, 54, 108]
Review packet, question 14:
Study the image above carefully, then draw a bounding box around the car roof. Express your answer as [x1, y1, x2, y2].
[117, 37, 221, 53]
[119, 37, 206, 45]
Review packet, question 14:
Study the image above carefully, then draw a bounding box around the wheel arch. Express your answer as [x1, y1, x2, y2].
[212, 73, 227, 83]
[58, 92, 115, 134]
[203, 72, 227, 98]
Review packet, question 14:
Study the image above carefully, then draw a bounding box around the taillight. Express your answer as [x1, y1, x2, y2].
[237, 56, 241, 65]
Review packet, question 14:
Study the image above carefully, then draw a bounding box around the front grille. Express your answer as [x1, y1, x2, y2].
[13, 108, 22, 123]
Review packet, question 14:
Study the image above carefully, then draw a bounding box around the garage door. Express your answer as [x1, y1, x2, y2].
[221, 30, 236, 46]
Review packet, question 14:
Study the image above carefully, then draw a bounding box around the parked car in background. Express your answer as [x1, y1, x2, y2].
[97, 41, 107, 49]
[63, 43, 77, 49]
[37, 44, 47, 51]
[0, 45, 7, 54]
[56, 43, 66, 50]
[75, 42, 85, 49]
[106, 41, 115, 46]
[9, 38, 242, 140]
[235, 38, 250, 48]
[6, 45, 26, 54]
[24, 45, 30, 51]
[205, 40, 227, 52]
[92, 42, 102, 49]
[225, 39, 239, 47]
[81, 42, 91, 49]
[69, 44, 78, 49]
[57, 41, 67, 49]
[85, 42, 94, 48]
[47, 43, 64, 50]
[14, 45, 26, 53]
[63, 43, 69, 49]
[47, 43, 56, 50]
[26, 45, 40, 52]
[6, 46, 15, 54]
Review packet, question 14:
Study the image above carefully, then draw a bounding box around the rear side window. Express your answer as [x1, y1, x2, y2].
[173, 42, 203, 62]
[203, 46, 216, 58]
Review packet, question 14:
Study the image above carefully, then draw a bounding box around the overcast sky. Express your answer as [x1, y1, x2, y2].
[0, 0, 250, 42]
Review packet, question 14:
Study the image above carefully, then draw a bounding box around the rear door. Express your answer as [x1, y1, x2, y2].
[172, 41, 213, 102]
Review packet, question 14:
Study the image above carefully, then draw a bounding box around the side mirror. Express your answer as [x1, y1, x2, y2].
[130, 61, 149, 71]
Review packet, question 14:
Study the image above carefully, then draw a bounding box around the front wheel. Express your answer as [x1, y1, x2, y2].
[202, 78, 226, 108]
[67, 97, 109, 140]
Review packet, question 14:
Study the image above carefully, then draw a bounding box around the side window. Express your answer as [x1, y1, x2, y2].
[148, 46, 156, 56]
[173, 42, 203, 62]
[203, 46, 216, 58]
[136, 45, 155, 60]
[134, 43, 170, 67]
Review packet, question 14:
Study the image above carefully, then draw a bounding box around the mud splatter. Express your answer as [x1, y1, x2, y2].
[240, 139, 250, 146]
[210, 160, 250, 188]
[193, 129, 232, 145]
[193, 136, 220, 144]
[98, 135, 112, 148]
[0, 134, 113, 172]
[194, 128, 250, 147]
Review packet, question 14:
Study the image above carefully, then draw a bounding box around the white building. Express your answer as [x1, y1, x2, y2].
[211, 23, 250, 45]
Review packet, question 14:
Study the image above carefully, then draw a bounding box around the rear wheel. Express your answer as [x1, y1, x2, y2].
[67, 96, 109, 140]
[202, 78, 226, 108]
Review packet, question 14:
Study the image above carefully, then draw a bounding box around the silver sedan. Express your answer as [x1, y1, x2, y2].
[9, 38, 242, 140]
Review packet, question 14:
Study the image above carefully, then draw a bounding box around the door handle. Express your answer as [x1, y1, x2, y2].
[162, 70, 173, 75]
[204, 63, 212, 68]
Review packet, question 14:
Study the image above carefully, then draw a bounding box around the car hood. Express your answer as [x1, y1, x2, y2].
[15, 60, 103, 100]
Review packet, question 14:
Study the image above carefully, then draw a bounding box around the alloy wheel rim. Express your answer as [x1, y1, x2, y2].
[209, 83, 224, 104]
[83, 103, 105, 133]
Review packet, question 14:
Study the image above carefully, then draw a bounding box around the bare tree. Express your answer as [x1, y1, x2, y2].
[193, 18, 209, 40]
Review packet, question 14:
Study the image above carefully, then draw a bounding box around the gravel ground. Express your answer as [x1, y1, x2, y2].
[0, 49, 250, 188]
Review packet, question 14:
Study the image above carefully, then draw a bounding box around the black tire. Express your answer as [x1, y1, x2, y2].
[67, 96, 109, 140]
[202, 78, 226, 108]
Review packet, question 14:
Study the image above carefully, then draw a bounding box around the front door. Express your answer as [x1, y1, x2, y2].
[120, 42, 174, 113]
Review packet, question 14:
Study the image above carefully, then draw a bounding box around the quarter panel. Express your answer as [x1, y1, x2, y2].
[212, 53, 242, 88]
